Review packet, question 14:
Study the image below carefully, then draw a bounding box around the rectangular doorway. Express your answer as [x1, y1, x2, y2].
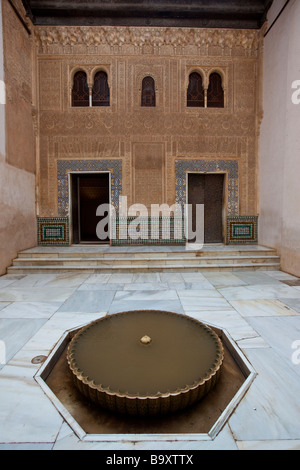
[188, 173, 225, 243]
[71, 173, 110, 244]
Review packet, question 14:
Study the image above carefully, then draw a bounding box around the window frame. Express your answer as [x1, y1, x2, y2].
[141, 75, 156, 107]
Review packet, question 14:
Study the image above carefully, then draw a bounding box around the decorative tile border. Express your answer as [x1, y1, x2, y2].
[57, 159, 122, 217]
[111, 216, 185, 246]
[37, 217, 69, 245]
[227, 216, 258, 244]
[175, 159, 239, 216]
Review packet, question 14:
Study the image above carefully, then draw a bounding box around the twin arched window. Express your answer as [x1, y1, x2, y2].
[92, 71, 110, 107]
[72, 71, 89, 107]
[187, 72, 224, 108]
[187, 72, 204, 108]
[207, 73, 224, 108]
[71, 70, 224, 108]
[72, 70, 110, 107]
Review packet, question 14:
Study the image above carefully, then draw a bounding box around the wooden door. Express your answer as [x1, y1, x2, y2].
[188, 174, 224, 243]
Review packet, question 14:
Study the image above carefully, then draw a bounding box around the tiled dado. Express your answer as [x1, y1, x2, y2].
[38, 218, 69, 245]
[175, 159, 239, 216]
[110, 216, 185, 246]
[57, 159, 122, 217]
[37, 216, 258, 246]
[227, 216, 258, 244]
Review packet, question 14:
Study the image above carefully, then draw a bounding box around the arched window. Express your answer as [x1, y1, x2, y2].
[72, 71, 89, 107]
[141, 76, 156, 107]
[207, 73, 224, 108]
[187, 72, 204, 107]
[92, 71, 110, 107]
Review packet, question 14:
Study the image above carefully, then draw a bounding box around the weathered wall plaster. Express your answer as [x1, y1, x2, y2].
[259, 0, 300, 276]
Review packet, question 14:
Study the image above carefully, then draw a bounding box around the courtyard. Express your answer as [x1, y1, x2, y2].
[0, 246, 300, 450]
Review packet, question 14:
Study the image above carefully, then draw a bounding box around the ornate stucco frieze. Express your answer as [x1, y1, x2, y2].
[35, 26, 259, 55]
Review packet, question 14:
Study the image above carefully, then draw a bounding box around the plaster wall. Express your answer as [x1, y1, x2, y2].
[0, 0, 36, 275]
[259, 0, 300, 276]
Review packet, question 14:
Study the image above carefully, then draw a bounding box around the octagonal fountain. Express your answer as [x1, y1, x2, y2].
[67, 310, 224, 416]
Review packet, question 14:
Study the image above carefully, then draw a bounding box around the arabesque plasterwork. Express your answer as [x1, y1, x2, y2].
[35, 25, 263, 227]
[35, 26, 260, 56]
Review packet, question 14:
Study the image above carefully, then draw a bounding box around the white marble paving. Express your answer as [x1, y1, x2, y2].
[187, 310, 259, 343]
[42, 272, 90, 288]
[177, 289, 223, 298]
[180, 272, 208, 282]
[237, 336, 270, 349]
[0, 266, 299, 450]
[247, 316, 300, 377]
[132, 273, 161, 283]
[78, 282, 125, 291]
[237, 440, 300, 450]
[8, 274, 58, 288]
[123, 282, 169, 290]
[159, 273, 184, 283]
[0, 366, 63, 443]
[264, 271, 299, 281]
[278, 297, 300, 313]
[57, 290, 115, 313]
[233, 271, 285, 286]
[229, 348, 300, 441]
[202, 272, 248, 288]
[83, 273, 111, 283]
[184, 281, 216, 290]
[0, 301, 61, 319]
[108, 273, 134, 283]
[0, 287, 76, 303]
[0, 302, 10, 311]
[0, 443, 54, 450]
[180, 296, 233, 311]
[218, 284, 300, 301]
[0, 318, 47, 369]
[229, 299, 298, 317]
[0, 278, 21, 288]
[108, 299, 184, 314]
[114, 290, 179, 301]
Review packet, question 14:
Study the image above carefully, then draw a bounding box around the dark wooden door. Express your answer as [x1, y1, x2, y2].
[71, 173, 110, 243]
[188, 174, 224, 243]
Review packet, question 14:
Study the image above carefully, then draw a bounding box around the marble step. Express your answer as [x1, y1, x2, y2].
[7, 261, 281, 274]
[11, 255, 280, 267]
[9, 244, 280, 273]
[17, 248, 278, 259]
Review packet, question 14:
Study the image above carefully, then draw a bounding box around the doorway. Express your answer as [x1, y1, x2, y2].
[71, 173, 110, 244]
[188, 173, 225, 243]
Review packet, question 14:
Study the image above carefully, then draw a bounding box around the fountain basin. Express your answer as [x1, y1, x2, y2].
[67, 310, 224, 416]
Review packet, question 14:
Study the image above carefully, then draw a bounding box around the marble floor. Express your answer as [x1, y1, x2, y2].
[0, 265, 300, 450]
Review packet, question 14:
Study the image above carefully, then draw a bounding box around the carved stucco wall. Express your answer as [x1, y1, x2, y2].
[34, 26, 263, 221]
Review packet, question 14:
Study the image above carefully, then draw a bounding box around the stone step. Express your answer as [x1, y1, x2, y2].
[8, 245, 280, 274]
[17, 248, 278, 259]
[12, 255, 280, 267]
[7, 262, 281, 274]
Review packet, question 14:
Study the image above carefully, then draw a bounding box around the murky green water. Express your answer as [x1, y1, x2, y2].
[70, 311, 222, 397]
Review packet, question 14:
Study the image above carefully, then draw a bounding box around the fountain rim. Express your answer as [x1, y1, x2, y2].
[67, 310, 224, 401]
